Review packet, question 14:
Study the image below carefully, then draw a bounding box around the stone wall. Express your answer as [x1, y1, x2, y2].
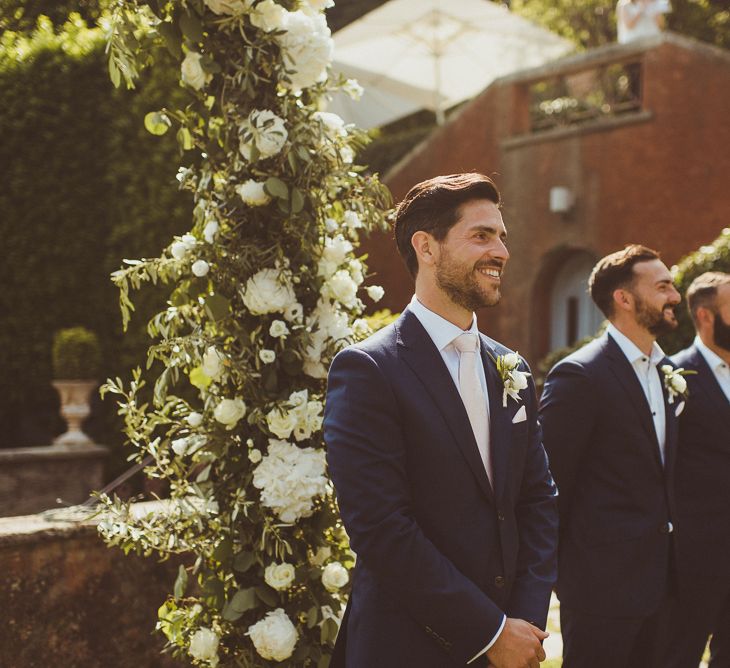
[0, 511, 184, 668]
[0, 444, 107, 516]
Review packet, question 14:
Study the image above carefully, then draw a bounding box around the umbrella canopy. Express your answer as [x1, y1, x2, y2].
[330, 0, 573, 126]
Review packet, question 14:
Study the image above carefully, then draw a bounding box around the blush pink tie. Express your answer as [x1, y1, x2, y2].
[453, 333, 492, 485]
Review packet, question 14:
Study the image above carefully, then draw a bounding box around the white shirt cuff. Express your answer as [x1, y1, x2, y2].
[466, 614, 507, 664]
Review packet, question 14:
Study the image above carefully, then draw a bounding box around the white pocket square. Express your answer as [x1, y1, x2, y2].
[512, 405, 527, 424]
[675, 401, 685, 417]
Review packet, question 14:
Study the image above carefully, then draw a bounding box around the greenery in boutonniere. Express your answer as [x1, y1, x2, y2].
[490, 351, 530, 407]
[660, 364, 695, 404]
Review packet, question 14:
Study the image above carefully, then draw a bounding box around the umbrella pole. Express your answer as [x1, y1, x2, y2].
[434, 52, 445, 125]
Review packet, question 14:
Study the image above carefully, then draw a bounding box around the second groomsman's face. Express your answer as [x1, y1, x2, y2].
[433, 199, 510, 311]
[627, 259, 681, 335]
[711, 284, 730, 352]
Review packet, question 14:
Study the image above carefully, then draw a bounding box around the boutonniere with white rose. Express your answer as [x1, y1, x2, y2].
[660, 365, 695, 404]
[489, 351, 531, 407]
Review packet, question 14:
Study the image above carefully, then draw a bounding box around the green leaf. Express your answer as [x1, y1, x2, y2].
[291, 188, 305, 214]
[264, 177, 289, 200]
[179, 12, 204, 43]
[318, 655, 331, 668]
[204, 293, 231, 322]
[144, 111, 171, 136]
[306, 606, 318, 629]
[255, 585, 278, 607]
[108, 58, 121, 88]
[173, 564, 188, 599]
[233, 550, 256, 573]
[158, 22, 182, 57]
[177, 127, 194, 150]
[320, 618, 339, 645]
[212, 539, 233, 563]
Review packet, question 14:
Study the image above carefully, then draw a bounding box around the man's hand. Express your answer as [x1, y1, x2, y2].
[485, 618, 548, 668]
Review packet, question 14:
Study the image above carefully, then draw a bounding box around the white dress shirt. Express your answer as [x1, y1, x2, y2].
[607, 324, 668, 462]
[695, 336, 730, 404]
[407, 296, 506, 659]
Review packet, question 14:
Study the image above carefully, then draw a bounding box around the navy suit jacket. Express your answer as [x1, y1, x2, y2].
[323, 309, 558, 668]
[540, 333, 680, 617]
[671, 344, 730, 576]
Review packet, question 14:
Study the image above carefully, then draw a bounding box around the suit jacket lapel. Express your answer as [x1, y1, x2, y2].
[480, 338, 511, 503]
[690, 346, 730, 430]
[659, 357, 679, 479]
[605, 334, 663, 469]
[396, 311, 494, 501]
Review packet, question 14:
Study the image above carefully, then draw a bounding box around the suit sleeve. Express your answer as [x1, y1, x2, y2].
[539, 359, 597, 532]
[324, 346, 505, 664]
[505, 363, 559, 628]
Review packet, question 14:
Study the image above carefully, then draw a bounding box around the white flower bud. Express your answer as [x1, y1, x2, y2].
[192, 260, 210, 277]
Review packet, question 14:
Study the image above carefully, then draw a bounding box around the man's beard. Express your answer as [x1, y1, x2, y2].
[713, 311, 730, 352]
[634, 293, 677, 336]
[435, 247, 502, 312]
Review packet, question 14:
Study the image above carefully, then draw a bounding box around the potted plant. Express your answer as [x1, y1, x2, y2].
[52, 326, 101, 446]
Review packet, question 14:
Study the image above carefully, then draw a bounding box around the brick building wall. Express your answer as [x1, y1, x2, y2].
[366, 33, 730, 364]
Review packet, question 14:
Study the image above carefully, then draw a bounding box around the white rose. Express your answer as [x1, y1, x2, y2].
[269, 320, 289, 338]
[239, 109, 288, 161]
[502, 352, 521, 368]
[324, 269, 358, 307]
[321, 562, 349, 592]
[205, 0, 251, 14]
[236, 180, 271, 206]
[186, 412, 204, 428]
[192, 260, 210, 277]
[181, 51, 210, 91]
[509, 369, 529, 391]
[266, 407, 297, 440]
[260, 349, 276, 364]
[366, 285, 384, 302]
[249, 448, 262, 463]
[343, 210, 362, 231]
[670, 374, 687, 394]
[189, 627, 219, 665]
[203, 220, 219, 244]
[202, 346, 225, 380]
[264, 562, 296, 591]
[242, 267, 297, 315]
[248, 608, 298, 662]
[214, 398, 247, 428]
[250, 0, 287, 32]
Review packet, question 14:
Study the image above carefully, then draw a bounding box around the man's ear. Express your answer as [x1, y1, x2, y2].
[695, 305, 714, 329]
[612, 288, 633, 314]
[411, 231, 437, 269]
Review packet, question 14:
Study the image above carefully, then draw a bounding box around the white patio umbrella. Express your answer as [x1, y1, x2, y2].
[331, 0, 574, 126]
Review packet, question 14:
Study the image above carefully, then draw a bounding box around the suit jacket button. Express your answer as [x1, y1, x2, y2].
[497, 511, 505, 521]
[494, 575, 506, 588]
[659, 522, 674, 534]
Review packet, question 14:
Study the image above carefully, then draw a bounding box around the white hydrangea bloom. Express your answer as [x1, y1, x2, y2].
[252, 439, 328, 522]
[247, 608, 298, 662]
[181, 51, 210, 90]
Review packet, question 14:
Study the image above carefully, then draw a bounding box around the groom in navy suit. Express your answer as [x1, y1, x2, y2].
[662, 272, 730, 668]
[324, 173, 558, 668]
[540, 245, 682, 668]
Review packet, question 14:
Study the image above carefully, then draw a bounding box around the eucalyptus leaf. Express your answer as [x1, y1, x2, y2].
[179, 12, 204, 43]
[264, 177, 289, 200]
[144, 112, 171, 136]
[233, 551, 256, 572]
[173, 564, 188, 599]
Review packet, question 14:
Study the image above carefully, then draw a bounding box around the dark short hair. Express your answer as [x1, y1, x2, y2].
[686, 271, 730, 324]
[588, 244, 661, 317]
[393, 173, 501, 277]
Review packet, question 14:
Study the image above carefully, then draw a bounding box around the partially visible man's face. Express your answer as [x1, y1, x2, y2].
[433, 199, 510, 312]
[629, 259, 681, 336]
[711, 283, 730, 352]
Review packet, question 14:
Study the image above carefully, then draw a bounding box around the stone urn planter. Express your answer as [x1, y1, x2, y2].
[52, 380, 98, 446]
[51, 327, 101, 447]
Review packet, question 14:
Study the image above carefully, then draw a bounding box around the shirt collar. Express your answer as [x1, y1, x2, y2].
[694, 336, 729, 374]
[408, 295, 478, 351]
[607, 323, 665, 366]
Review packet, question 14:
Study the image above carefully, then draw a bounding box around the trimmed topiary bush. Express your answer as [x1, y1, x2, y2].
[52, 326, 101, 379]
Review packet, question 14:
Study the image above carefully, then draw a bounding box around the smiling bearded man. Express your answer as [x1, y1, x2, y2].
[324, 173, 558, 668]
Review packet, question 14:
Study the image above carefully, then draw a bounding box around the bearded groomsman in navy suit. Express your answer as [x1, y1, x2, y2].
[662, 272, 730, 668]
[324, 173, 558, 668]
[540, 245, 683, 668]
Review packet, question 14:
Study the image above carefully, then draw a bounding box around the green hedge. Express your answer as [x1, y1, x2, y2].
[0, 16, 191, 462]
